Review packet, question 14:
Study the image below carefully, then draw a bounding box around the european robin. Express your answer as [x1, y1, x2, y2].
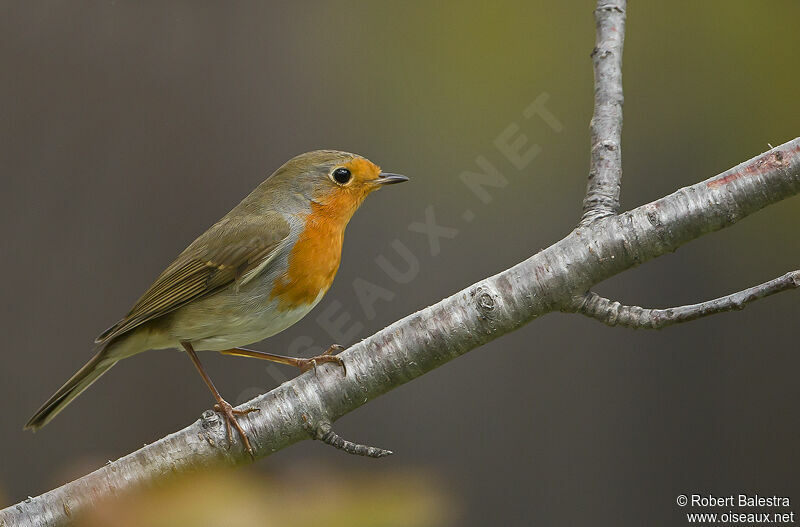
[25, 150, 408, 455]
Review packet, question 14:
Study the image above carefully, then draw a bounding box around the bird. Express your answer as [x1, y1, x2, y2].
[25, 150, 408, 455]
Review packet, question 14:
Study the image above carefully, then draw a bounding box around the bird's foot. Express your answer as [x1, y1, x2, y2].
[218, 344, 347, 376]
[213, 398, 259, 458]
[296, 344, 346, 376]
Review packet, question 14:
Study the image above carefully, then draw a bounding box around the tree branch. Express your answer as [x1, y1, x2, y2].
[4, 137, 799, 527]
[570, 270, 800, 329]
[582, 0, 626, 224]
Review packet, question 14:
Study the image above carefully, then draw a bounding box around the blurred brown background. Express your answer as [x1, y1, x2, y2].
[1, 1, 799, 525]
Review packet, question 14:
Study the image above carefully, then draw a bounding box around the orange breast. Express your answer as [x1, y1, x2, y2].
[269, 156, 380, 309]
[269, 202, 346, 309]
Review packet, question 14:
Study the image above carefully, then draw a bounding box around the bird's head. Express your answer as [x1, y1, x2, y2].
[266, 150, 408, 222]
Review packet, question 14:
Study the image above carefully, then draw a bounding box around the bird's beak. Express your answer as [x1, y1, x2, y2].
[374, 172, 409, 185]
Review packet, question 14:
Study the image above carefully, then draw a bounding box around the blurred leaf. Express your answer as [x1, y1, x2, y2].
[76, 466, 455, 527]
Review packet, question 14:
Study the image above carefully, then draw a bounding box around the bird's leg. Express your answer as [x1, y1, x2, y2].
[218, 344, 346, 376]
[181, 342, 259, 457]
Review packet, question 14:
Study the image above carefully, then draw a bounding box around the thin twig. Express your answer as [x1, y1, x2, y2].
[572, 271, 800, 329]
[307, 420, 393, 459]
[581, 0, 627, 224]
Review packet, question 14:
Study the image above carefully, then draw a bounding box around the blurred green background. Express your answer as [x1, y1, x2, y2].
[1, 1, 798, 525]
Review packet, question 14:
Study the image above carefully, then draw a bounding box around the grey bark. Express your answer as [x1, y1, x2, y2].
[582, 0, 626, 224]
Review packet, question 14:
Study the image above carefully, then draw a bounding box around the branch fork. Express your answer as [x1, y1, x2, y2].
[572, 0, 797, 330]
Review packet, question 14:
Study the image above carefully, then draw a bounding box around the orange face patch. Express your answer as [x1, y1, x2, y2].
[342, 157, 381, 182]
[311, 156, 383, 223]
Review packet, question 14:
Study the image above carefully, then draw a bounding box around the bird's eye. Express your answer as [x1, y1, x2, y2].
[331, 167, 352, 185]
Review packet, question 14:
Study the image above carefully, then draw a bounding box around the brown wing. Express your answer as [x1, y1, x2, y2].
[95, 213, 290, 344]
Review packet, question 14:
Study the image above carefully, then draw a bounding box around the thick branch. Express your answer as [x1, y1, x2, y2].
[582, 0, 626, 224]
[3, 138, 799, 527]
[571, 270, 800, 329]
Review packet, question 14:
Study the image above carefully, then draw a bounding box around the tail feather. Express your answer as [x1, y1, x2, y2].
[25, 349, 118, 431]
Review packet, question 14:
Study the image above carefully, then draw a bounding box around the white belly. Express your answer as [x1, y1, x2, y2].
[164, 279, 327, 352]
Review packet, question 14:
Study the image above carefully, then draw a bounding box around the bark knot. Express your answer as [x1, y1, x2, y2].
[472, 286, 497, 316]
[200, 409, 220, 430]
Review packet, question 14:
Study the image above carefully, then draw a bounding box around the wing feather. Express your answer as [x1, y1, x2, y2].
[95, 213, 290, 344]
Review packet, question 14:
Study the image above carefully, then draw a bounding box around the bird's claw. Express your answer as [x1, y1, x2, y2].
[298, 345, 346, 376]
[213, 399, 259, 458]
